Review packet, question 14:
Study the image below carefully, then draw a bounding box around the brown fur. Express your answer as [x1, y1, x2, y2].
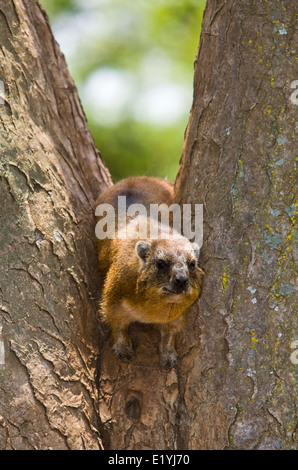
[95, 176, 174, 214]
[95, 176, 174, 275]
[95, 176, 204, 366]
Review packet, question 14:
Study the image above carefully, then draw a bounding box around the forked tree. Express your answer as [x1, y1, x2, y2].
[0, 0, 296, 450]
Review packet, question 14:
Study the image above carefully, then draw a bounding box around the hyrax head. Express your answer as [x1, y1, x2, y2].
[135, 238, 204, 303]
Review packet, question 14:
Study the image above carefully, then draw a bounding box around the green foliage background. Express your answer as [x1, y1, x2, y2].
[40, 0, 206, 182]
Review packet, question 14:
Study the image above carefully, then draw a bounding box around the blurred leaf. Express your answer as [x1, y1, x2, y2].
[40, 0, 206, 181]
[40, 0, 77, 17]
[89, 119, 184, 182]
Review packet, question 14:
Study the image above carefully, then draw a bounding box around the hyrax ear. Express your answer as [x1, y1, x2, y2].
[192, 242, 201, 261]
[135, 240, 151, 261]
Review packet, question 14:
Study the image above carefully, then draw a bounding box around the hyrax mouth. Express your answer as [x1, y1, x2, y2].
[162, 285, 190, 295]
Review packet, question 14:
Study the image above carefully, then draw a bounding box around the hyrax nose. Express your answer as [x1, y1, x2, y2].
[174, 274, 189, 286]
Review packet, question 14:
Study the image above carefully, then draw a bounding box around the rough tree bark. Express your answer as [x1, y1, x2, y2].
[98, 0, 297, 450]
[1, 0, 297, 451]
[175, 0, 297, 450]
[0, 0, 112, 449]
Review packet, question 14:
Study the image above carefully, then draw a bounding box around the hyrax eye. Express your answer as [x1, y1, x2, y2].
[156, 259, 168, 270]
[188, 260, 196, 270]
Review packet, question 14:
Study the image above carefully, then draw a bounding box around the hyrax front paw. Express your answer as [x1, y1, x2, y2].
[160, 348, 178, 368]
[112, 340, 134, 361]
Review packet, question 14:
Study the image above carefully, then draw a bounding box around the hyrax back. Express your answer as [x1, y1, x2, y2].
[95, 176, 174, 276]
[95, 176, 204, 366]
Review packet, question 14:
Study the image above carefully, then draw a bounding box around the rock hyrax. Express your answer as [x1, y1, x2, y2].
[95, 176, 204, 366]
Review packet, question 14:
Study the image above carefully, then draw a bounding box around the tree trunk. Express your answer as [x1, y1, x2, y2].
[98, 0, 297, 451]
[175, 0, 297, 450]
[0, 0, 112, 449]
[1, 0, 297, 451]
